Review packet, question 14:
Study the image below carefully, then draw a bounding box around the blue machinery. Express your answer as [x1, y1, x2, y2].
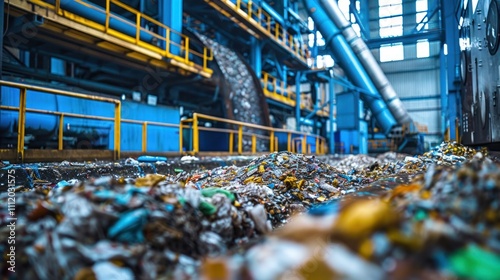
[2, 0, 422, 159]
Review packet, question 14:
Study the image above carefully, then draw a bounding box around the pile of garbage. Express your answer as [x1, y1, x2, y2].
[173, 152, 384, 226]
[200, 145, 500, 279]
[1, 176, 273, 279]
[1, 142, 495, 279]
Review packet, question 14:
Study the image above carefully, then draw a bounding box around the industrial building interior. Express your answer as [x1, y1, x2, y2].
[2, 0, 500, 279]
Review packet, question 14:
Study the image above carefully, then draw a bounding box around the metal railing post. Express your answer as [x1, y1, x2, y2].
[302, 135, 307, 154]
[105, 0, 110, 32]
[184, 37, 190, 63]
[179, 120, 184, 153]
[17, 88, 27, 161]
[287, 132, 291, 152]
[229, 132, 234, 154]
[252, 135, 256, 153]
[114, 102, 121, 160]
[193, 113, 199, 154]
[58, 114, 64, 150]
[269, 130, 275, 152]
[316, 137, 319, 155]
[142, 121, 148, 152]
[135, 13, 141, 43]
[238, 125, 243, 154]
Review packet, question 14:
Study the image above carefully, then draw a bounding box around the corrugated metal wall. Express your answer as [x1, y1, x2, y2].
[378, 42, 442, 136]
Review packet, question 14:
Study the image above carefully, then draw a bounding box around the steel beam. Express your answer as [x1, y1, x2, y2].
[161, 0, 183, 55]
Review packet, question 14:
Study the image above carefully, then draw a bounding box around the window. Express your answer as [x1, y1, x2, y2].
[416, 40, 430, 58]
[316, 55, 334, 68]
[380, 43, 404, 62]
[416, 0, 428, 31]
[379, 0, 403, 38]
[338, 0, 350, 19]
[307, 17, 325, 47]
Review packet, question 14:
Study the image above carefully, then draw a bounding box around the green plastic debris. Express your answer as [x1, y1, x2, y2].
[414, 209, 427, 221]
[174, 168, 184, 173]
[450, 244, 500, 279]
[201, 187, 235, 202]
[199, 200, 217, 215]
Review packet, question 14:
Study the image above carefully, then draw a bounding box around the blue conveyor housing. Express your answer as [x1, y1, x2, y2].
[302, 0, 397, 134]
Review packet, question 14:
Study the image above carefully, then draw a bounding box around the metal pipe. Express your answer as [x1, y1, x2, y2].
[302, 0, 397, 134]
[319, 0, 412, 125]
[3, 63, 132, 96]
[261, 1, 285, 26]
[46, 0, 155, 43]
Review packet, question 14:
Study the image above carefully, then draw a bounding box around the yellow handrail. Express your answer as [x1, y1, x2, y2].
[215, 0, 309, 63]
[181, 112, 327, 155]
[29, 0, 213, 75]
[261, 72, 296, 105]
[0, 80, 185, 160]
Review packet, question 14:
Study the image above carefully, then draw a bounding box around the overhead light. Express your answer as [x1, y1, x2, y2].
[133, 91, 141, 102]
[147, 95, 157, 106]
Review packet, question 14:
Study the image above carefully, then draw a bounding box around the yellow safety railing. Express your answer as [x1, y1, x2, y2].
[180, 113, 327, 155]
[210, 0, 309, 63]
[0, 80, 121, 161]
[120, 119, 179, 153]
[368, 139, 397, 152]
[261, 72, 296, 106]
[0, 81, 183, 161]
[29, 0, 214, 75]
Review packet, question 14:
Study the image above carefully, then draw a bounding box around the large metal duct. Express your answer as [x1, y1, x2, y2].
[303, 0, 397, 134]
[319, 0, 412, 124]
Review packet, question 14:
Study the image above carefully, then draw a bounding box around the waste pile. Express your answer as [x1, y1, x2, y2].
[1, 176, 269, 279]
[201, 143, 500, 279]
[196, 33, 269, 152]
[1, 142, 496, 279]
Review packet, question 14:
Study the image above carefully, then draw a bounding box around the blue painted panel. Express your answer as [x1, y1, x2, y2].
[336, 93, 359, 130]
[121, 101, 180, 151]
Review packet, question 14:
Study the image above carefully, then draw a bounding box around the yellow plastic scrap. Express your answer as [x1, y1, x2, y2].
[331, 200, 399, 244]
[259, 164, 265, 173]
[134, 174, 166, 187]
[202, 258, 230, 280]
[74, 268, 97, 280]
[386, 229, 423, 251]
[359, 238, 374, 259]
[293, 257, 337, 280]
[420, 190, 432, 199]
[243, 176, 254, 184]
[284, 176, 297, 188]
[317, 196, 326, 202]
[390, 184, 422, 200]
[297, 179, 306, 189]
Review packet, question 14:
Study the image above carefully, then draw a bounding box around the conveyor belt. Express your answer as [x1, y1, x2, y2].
[196, 33, 271, 152]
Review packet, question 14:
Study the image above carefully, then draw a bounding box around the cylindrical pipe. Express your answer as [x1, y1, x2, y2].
[46, 0, 155, 43]
[303, 0, 396, 134]
[319, 0, 412, 125]
[261, 1, 285, 26]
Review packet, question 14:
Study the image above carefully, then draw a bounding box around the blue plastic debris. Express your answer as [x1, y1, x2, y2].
[138, 156, 167, 162]
[56, 180, 70, 188]
[108, 208, 149, 243]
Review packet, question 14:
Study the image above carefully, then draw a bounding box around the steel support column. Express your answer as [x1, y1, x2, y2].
[439, 42, 449, 140]
[1, 1, 4, 79]
[296, 72, 302, 131]
[250, 36, 262, 78]
[329, 75, 335, 154]
[441, 0, 460, 140]
[161, 0, 183, 55]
